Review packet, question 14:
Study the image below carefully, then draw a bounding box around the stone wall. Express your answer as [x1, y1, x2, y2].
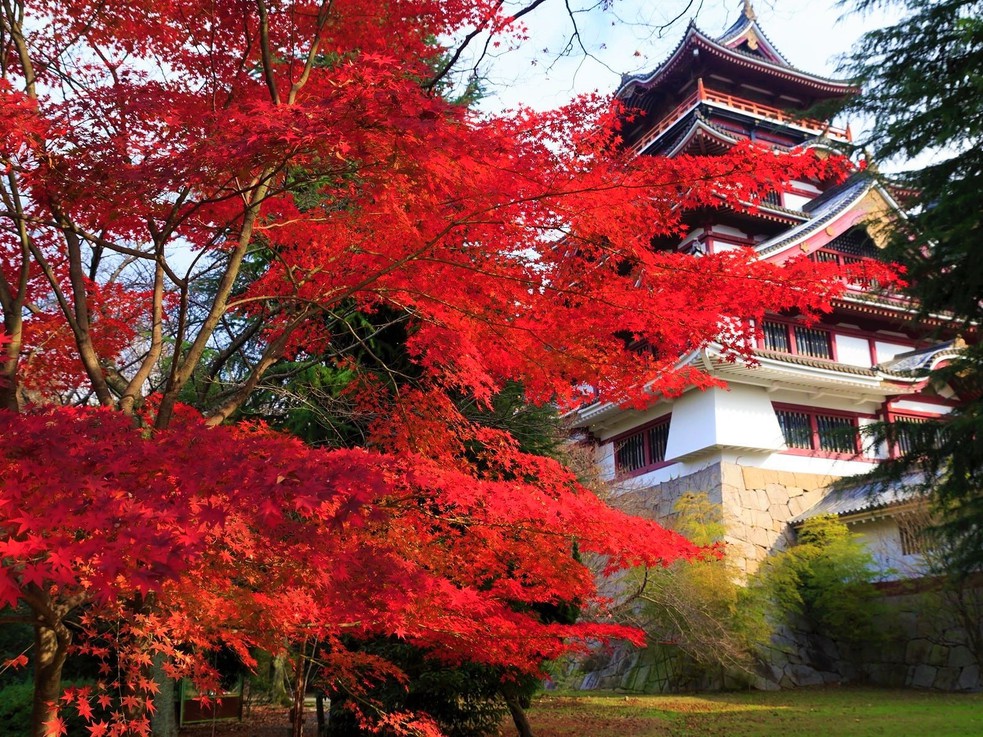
[613, 461, 833, 574]
[583, 464, 982, 693]
[761, 585, 982, 691]
[574, 587, 983, 694]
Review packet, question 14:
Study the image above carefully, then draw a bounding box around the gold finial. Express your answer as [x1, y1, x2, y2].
[743, 0, 757, 21]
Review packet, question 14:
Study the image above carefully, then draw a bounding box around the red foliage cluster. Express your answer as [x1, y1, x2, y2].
[1, 406, 699, 734]
[0, 1, 900, 734]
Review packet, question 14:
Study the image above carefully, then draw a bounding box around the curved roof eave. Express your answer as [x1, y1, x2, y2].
[717, 14, 789, 65]
[617, 24, 856, 99]
[754, 176, 874, 257]
[661, 114, 742, 157]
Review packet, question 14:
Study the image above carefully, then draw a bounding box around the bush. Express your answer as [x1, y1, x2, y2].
[623, 492, 771, 686]
[757, 515, 887, 647]
[0, 680, 99, 735]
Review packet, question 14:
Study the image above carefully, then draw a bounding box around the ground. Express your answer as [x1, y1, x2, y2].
[177, 688, 983, 737]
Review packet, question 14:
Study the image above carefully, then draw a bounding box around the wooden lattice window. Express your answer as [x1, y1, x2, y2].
[893, 415, 930, 456]
[761, 320, 833, 360]
[614, 416, 671, 475]
[897, 511, 933, 556]
[775, 406, 861, 456]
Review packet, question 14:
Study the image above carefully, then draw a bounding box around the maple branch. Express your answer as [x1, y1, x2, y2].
[197, 314, 270, 404]
[156, 169, 278, 429]
[0, 0, 36, 98]
[55, 209, 118, 406]
[205, 307, 313, 426]
[424, 0, 552, 92]
[0, 172, 32, 410]
[119, 246, 167, 415]
[286, 0, 334, 105]
[256, 0, 281, 104]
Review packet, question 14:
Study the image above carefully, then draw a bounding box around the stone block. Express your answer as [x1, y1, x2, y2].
[777, 471, 799, 489]
[933, 666, 961, 690]
[956, 665, 981, 691]
[787, 495, 808, 517]
[748, 524, 773, 548]
[749, 489, 768, 511]
[787, 664, 824, 687]
[910, 664, 938, 689]
[943, 626, 970, 646]
[750, 508, 770, 528]
[742, 466, 768, 491]
[765, 483, 790, 505]
[948, 646, 977, 669]
[928, 644, 950, 667]
[905, 638, 932, 665]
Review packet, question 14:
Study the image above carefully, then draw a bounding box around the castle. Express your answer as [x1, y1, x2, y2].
[570, 6, 958, 578]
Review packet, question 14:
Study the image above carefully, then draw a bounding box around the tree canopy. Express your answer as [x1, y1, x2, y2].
[0, 0, 894, 734]
[833, 0, 983, 574]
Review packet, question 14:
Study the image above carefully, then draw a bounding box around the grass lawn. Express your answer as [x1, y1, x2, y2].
[519, 688, 983, 737]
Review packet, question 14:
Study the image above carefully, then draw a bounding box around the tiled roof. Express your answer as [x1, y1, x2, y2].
[791, 476, 926, 523]
[753, 349, 879, 376]
[878, 341, 962, 375]
[755, 176, 872, 257]
[618, 23, 854, 96]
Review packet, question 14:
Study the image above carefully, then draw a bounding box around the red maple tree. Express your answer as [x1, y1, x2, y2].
[0, 1, 896, 735]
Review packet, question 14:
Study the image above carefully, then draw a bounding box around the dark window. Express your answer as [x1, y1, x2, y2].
[777, 409, 812, 450]
[892, 415, 945, 457]
[894, 416, 927, 455]
[761, 320, 832, 360]
[897, 512, 933, 556]
[775, 407, 860, 456]
[614, 417, 671, 474]
[815, 414, 857, 454]
[761, 190, 782, 206]
[793, 325, 833, 359]
[809, 249, 839, 264]
[763, 321, 791, 352]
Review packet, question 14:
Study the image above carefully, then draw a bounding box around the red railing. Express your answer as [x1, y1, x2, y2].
[629, 79, 852, 155]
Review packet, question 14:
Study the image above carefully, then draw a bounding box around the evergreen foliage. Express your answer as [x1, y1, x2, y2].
[833, 0, 983, 574]
[758, 516, 886, 647]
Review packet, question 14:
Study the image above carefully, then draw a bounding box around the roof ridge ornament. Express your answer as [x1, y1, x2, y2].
[743, 0, 757, 22]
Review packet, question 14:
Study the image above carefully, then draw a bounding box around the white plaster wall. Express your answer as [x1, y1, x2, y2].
[757, 453, 876, 478]
[849, 517, 928, 580]
[665, 385, 784, 460]
[875, 340, 911, 363]
[784, 192, 812, 210]
[677, 228, 704, 251]
[711, 224, 749, 239]
[766, 388, 883, 417]
[790, 180, 822, 195]
[834, 334, 872, 367]
[856, 416, 886, 459]
[892, 399, 952, 415]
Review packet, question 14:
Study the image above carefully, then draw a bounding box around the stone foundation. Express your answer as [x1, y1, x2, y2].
[573, 587, 983, 693]
[613, 461, 831, 573]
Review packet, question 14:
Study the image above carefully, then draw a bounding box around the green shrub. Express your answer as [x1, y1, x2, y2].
[757, 515, 887, 647]
[0, 680, 99, 735]
[625, 492, 771, 686]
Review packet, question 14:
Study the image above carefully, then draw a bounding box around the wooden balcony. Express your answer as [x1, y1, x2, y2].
[628, 80, 852, 155]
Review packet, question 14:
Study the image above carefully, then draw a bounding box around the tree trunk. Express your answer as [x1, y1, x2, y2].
[504, 694, 536, 737]
[290, 653, 306, 737]
[31, 619, 71, 737]
[150, 654, 178, 737]
[272, 653, 292, 705]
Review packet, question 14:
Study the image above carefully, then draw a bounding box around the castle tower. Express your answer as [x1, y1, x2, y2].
[571, 8, 959, 576]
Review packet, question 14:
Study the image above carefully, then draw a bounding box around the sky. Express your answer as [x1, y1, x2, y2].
[470, 0, 901, 116]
